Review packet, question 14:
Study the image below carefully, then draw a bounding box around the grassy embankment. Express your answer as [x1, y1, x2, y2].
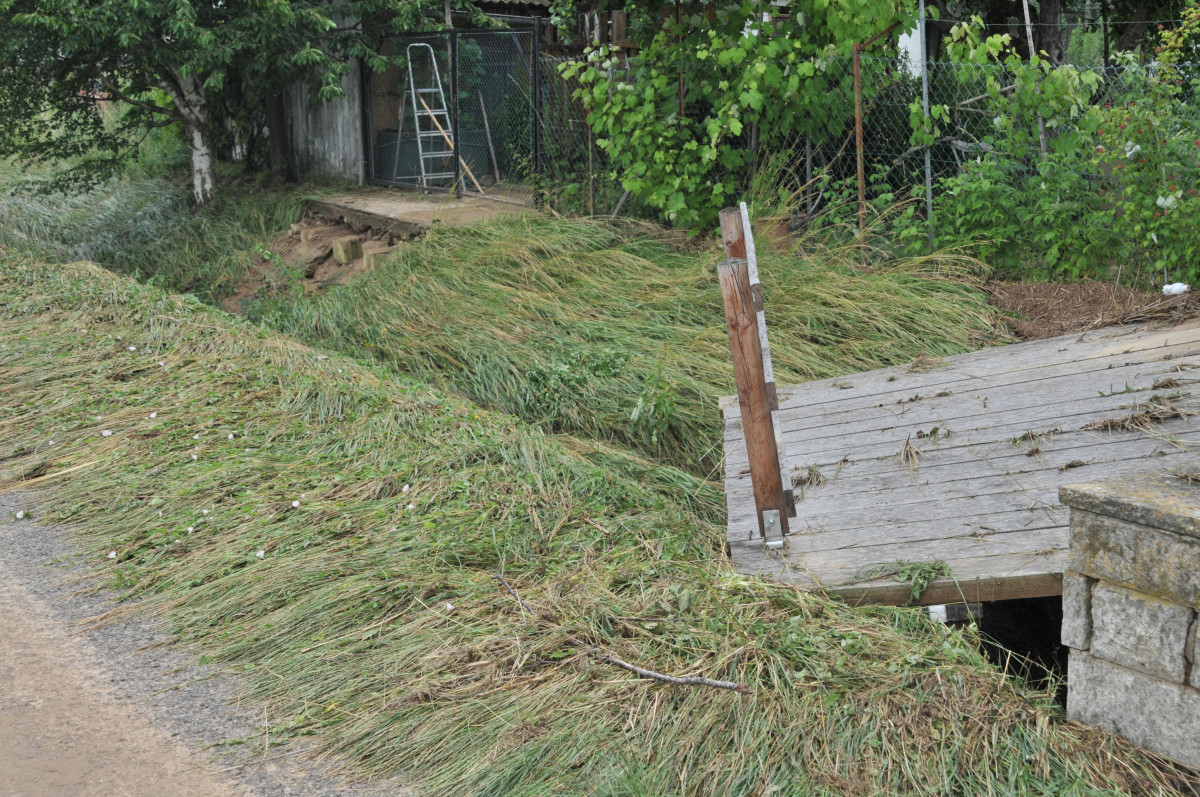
[254, 214, 1005, 476]
[0, 163, 303, 302]
[1, 256, 1190, 796]
[1, 165, 1004, 476]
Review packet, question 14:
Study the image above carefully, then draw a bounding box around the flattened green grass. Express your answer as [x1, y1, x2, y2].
[252, 215, 1004, 475]
[0, 167, 301, 301]
[1, 258, 1188, 796]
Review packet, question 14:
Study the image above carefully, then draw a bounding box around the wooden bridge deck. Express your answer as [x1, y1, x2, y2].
[722, 319, 1200, 606]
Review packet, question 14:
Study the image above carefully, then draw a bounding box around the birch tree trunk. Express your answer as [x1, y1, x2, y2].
[162, 70, 216, 206]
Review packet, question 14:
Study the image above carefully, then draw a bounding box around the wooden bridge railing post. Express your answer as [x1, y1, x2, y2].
[718, 206, 791, 547]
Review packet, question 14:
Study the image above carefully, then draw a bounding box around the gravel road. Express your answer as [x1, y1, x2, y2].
[0, 491, 413, 797]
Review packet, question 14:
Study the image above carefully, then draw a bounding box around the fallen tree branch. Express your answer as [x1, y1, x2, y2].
[596, 654, 752, 694]
[493, 572, 535, 615]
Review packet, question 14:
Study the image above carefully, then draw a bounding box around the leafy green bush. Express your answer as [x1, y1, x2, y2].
[901, 21, 1200, 284]
[561, 1, 913, 231]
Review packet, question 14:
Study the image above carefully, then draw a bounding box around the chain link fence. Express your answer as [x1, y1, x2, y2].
[364, 27, 626, 213]
[365, 29, 1199, 235]
[365, 27, 538, 204]
[811, 54, 1200, 187]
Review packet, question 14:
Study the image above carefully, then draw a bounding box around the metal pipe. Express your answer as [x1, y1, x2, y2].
[531, 19, 542, 207]
[451, 32, 461, 196]
[920, 0, 933, 251]
[1021, 0, 1049, 156]
[853, 42, 865, 235]
[479, 91, 501, 182]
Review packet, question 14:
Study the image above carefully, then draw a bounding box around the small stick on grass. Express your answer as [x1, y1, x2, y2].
[493, 572, 535, 615]
[596, 654, 752, 694]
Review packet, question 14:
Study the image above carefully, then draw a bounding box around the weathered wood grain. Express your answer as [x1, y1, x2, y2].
[722, 323, 1200, 423]
[726, 392, 1199, 473]
[723, 318, 1200, 605]
[730, 540, 1068, 605]
[728, 352, 1200, 441]
[726, 427, 1200, 505]
[718, 257, 788, 540]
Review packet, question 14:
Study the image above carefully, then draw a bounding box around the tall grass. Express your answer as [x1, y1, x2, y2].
[1, 257, 1188, 796]
[253, 215, 1003, 475]
[1, 157, 1001, 475]
[0, 161, 302, 301]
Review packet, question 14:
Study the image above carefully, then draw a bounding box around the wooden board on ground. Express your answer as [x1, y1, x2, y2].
[308, 188, 528, 238]
[721, 319, 1200, 606]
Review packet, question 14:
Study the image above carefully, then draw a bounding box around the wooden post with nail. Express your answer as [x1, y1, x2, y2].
[718, 207, 791, 546]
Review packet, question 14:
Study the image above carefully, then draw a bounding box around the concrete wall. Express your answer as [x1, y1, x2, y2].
[1060, 473, 1200, 769]
[285, 64, 364, 184]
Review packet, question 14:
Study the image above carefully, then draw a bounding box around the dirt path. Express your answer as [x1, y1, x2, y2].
[0, 493, 407, 797]
[0, 575, 247, 797]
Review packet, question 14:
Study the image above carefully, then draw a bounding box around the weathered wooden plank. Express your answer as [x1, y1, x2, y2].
[802, 524, 1066, 560]
[752, 483, 1059, 541]
[718, 256, 788, 540]
[721, 321, 1200, 423]
[730, 426, 1200, 501]
[829, 561, 1067, 606]
[730, 489, 1068, 546]
[729, 541, 1068, 605]
[724, 319, 1200, 606]
[785, 435, 1200, 507]
[773, 364, 1197, 443]
[725, 391, 1200, 473]
[727, 353, 1200, 444]
[731, 441, 1200, 546]
[728, 480, 1069, 542]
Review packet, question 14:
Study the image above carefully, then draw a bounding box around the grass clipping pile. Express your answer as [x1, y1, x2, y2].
[0, 259, 1189, 796]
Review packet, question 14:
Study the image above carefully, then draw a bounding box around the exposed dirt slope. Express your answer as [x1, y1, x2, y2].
[988, 281, 1200, 340]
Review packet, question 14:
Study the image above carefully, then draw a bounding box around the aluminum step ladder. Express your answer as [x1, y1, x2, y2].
[406, 42, 456, 190]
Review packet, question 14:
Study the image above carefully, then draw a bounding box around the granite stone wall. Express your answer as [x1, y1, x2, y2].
[1060, 473, 1200, 769]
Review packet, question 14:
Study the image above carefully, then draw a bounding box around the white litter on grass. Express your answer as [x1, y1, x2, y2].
[149, 412, 157, 419]
[202, 509, 209, 515]
[47, 441, 53, 446]
[159, 361, 165, 367]
[256, 550, 265, 558]
[228, 433, 234, 440]
[193, 434, 200, 440]
[402, 484, 410, 493]
[191, 454, 198, 461]
[187, 526, 194, 533]
[101, 430, 113, 437]
[15, 510, 25, 520]
[300, 493, 306, 499]
[158, 510, 163, 518]
[338, 369, 343, 373]
[1163, 283, 1190, 296]
[107, 551, 117, 559]
[302, 541, 310, 548]
[444, 603, 454, 611]
[128, 346, 137, 351]
[1157, 194, 1180, 210]
[292, 500, 300, 508]
[407, 503, 415, 510]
